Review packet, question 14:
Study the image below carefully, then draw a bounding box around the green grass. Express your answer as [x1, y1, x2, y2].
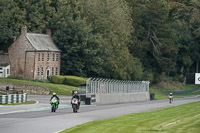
[150, 82, 200, 100]
[61, 101, 200, 133]
[0, 100, 36, 105]
[150, 87, 167, 100]
[0, 78, 78, 96]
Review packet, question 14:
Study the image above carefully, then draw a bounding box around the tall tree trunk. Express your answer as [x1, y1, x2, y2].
[180, 66, 184, 76]
[196, 60, 199, 73]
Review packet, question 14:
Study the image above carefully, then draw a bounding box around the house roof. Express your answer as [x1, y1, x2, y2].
[0, 63, 9, 67]
[26, 33, 61, 52]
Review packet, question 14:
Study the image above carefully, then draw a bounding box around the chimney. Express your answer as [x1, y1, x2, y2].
[46, 29, 51, 36]
[21, 25, 27, 36]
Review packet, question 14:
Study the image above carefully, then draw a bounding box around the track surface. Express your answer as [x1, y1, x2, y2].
[0, 95, 199, 133]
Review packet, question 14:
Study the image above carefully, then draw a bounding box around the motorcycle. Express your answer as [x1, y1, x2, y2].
[50, 97, 58, 112]
[169, 96, 173, 104]
[71, 98, 79, 113]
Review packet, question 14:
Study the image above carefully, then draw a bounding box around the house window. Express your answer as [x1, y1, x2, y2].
[42, 53, 44, 61]
[47, 52, 50, 61]
[56, 53, 59, 61]
[38, 53, 40, 61]
[52, 67, 54, 75]
[7, 69, 9, 74]
[56, 67, 58, 75]
[53, 53, 55, 61]
[41, 67, 44, 75]
[37, 67, 40, 76]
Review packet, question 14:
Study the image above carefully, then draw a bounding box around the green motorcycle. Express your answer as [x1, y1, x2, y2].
[50, 97, 58, 112]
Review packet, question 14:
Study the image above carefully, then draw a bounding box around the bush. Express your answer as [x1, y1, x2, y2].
[49, 75, 65, 84]
[49, 75, 87, 87]
[174, 75, 185, 83]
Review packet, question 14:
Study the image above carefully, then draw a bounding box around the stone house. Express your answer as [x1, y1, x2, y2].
[0, 51, 10, 78]
[8, 26, 61, 80]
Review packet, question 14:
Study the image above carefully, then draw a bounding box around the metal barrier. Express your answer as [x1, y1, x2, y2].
[163, 88, 200, 95]
[86, 78, 150, 97]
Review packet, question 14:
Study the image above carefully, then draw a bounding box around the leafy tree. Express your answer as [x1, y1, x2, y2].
[81, 0, 143, 80]
[127, 0, 177, 81]
[50, 0, 103, 77]
[168, 1, 194, 75]
[0, 0, 25, 52]
[190, 1, 200, 72]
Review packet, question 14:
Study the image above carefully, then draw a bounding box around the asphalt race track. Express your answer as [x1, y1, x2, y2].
[0, 95, 200, 133]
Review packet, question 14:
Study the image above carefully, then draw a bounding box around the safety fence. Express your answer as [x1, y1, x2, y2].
[86, 78, 150, 97]
[0, 93, 27, 104]
[163, 88, 200, 95]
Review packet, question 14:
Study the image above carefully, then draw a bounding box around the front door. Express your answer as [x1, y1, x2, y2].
[0, 68, 3, 77]
[46, 67, 50, 79]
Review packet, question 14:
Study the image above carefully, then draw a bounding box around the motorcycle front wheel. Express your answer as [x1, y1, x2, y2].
[72, 105, 77, 113]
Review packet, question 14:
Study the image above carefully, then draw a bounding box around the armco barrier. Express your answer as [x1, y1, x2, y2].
[0, 93, 27, 104]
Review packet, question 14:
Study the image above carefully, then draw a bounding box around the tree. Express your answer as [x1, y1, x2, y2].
[0, 0, 25, 51]
[190, 1, 200, 73]
[50, 0, 103, 77]
[127, 0, 177, 81]
[81, 0, 143, 80]
[168, 1, 194, 75]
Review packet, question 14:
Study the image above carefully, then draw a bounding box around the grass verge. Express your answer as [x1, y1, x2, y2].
[0, 78, 78, 96]
[0, 100, 36, 105]
[61, 101, 200, 133]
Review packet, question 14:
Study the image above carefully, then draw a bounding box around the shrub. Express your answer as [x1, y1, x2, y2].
[49, 75, 87, 87]
[49, 75, 65, 84]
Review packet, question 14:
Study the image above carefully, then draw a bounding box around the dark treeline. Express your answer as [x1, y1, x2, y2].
[0, 0, 200, 82]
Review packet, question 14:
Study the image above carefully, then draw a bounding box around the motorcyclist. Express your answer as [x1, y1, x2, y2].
[169, 92, 173, 101]
[71, 91, 81, 109]
[50, 93, 60, 108]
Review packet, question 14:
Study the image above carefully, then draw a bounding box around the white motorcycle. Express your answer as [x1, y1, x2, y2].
[71, 98, 79, 113]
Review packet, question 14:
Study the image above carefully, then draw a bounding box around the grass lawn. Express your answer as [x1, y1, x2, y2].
[61, 101, 200, 133]
[150, 82, 200, 100]
[0, 100, 36, 105]
[0, 78, 78, 96]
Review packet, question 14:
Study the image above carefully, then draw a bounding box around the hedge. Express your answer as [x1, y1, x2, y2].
[49, 75, 87, 87]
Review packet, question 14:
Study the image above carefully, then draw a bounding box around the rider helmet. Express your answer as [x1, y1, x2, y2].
[74, 91, 78, 95]
[53, 92, 56, 96]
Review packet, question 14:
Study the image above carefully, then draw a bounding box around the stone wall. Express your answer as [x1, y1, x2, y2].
[0, 52, 9, 65]
[0, 83, 50, 95]
[8, 31, 35, 78]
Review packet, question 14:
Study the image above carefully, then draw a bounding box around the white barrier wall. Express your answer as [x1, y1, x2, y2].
[95, 92, 150, 104]
[0, 93, 27, 104]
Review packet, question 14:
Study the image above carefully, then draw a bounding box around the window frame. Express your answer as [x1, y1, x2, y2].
[42, 53, 44, 61]
[38, 53, 40, 61]
[41, 67, 44, 75]
[7, 69, 9, 75]
[53, 53, 55, 61]
[56, 67, 58, 75]
[52, 67, 54, 75]
[47, 52, 50, 61]
[37, 67, 40, 76]
[56, 53, 59, 61]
